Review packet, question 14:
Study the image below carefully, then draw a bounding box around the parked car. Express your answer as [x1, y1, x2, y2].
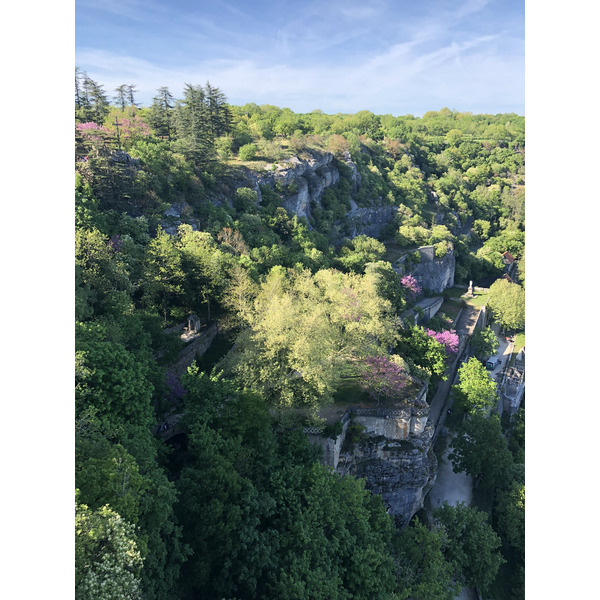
[486, 357, 500, 370]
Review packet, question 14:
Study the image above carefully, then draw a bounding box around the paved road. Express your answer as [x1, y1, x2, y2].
[428, 435, 473, 510]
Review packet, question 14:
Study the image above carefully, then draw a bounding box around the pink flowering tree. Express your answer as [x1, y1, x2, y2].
[76, 122, 114, 157]
[105, 115, 151, 147]
[401, 274, 422, 298]
[358, 355, 409, 406]
[426, 328, 459, 354]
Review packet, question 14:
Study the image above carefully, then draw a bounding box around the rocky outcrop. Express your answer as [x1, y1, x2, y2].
[259, 151, 340, 221]
[344, 205, 398, 239]
[337, 422, 437, 528]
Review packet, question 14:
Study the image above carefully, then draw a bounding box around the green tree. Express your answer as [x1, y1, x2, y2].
[338, 235, 387, 273]
[434, 502, 505, 593]
[218, 267, 398, 408]
[449, 413, 514, 494]
[142, 227, 185, 325]
[488, 278, 525, 331]
[147, 86, 175, 140]
[394, 518, 458, 600]
[177, 224, 230, 322]
[238, 142, 258, 161]
[75, 227, 133, 318]
[452, 356, 498, 414]
[395, 325, 448, 383]
[470, 325, 500, 362]
[76, 498, 144, 600]
[173, 83, 214, 164]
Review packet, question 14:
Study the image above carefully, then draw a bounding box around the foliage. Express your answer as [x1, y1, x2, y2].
[217, 267, 398, 408]
[426, 328, 459, 354]
[400, 273, 422, 297]
[73, 80, 525, 599]
[449, 413, 514, 494]
[176, 374, 397, 599]
[393, 518, 459, 600]
[434, 502, 505, 592]
[488, 278, 525, 331]
[358, 355, 409, 405]
[76, 499, 144, 600]
[395, 325, 448, 382]
[238, 142, 258, 161]
[452, 356, 498, 414]
[470, 325, 500, 361]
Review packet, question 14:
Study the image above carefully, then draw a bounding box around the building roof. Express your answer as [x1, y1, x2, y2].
[502, 251, 515, 264]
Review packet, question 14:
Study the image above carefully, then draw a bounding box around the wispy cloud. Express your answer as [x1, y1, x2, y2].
[76, 0, 524, 115]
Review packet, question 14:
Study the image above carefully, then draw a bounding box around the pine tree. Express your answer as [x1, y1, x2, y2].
[173, 83, 214, 164]
[147, 86, 175, 140]
[114, 84, 129, 110]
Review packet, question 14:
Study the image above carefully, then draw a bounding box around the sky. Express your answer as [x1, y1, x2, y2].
[75, 0, 524, 116]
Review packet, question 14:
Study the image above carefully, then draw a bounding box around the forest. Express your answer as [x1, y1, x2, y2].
[75, 70, 525, 600]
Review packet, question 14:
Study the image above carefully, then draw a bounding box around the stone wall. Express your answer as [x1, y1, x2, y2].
[411, 249, 455, 293]
[169, 323, 218, 378]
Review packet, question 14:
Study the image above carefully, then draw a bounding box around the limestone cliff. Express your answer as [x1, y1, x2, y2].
[337, 423, 437, 528]
[306, 379, 438, 529]
[258, 151, 340, 222]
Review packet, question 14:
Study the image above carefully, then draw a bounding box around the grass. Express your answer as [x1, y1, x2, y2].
[513, 332, 525, 353]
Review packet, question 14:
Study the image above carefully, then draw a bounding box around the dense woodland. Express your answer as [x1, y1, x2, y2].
[75, 70, 525, 600]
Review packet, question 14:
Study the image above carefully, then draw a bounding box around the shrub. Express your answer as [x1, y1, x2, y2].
[238, 143, 257, 161]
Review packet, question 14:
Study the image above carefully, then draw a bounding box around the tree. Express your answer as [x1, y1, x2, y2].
[176, 224, 230, 322]
[488, 278, 525, 331]
[394, 519, 458, 600]
[358, 355, 410, 405]
[426, 328, 459, 354]
[470, 325, 500, 362]
[449, 413, 514, 494]
[80, 73, 110, 124]
[76, 499, 144, 600]
[218, 267, 398, 408]
[114, 84, 129, 110]
[434, 502, 505, 593]
[395, 325, 448, 382]
[176, 373, 397, 600]
[338, 235, 387, 273]
[452, 356, 498, 414]
[75, 227, 133, 318]
[147, 86, 175, 140]
[173, 83, 213, 164]
[142, 226, 185, 325]
[238, 142, 257, 161]
[364, 261, 407, 315]
[204, 81, 231, 138]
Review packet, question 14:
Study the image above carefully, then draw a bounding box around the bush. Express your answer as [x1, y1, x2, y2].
[238, 143, 257, 161]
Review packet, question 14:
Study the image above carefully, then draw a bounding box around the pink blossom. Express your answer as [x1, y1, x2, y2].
[359, 355, 408, 403]
[401, 274, 422, 297]
[426, 328, 459, 354]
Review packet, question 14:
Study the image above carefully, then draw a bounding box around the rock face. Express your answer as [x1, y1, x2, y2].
[395, 245, 456, 293]
[344, 205, 398, 239]
[337, 422, 437, 528]
[259, 151, 340, 222]
[307, 379, 438, 529]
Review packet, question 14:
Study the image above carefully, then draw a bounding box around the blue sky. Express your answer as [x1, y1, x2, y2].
[76, 0, 524, 116]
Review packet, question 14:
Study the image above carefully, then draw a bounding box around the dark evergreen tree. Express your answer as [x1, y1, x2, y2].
[147, 86, 175, 140]
[205, 80, 231, 138]
[114, 84, 129, 110]
[81, 74, 110, 124]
